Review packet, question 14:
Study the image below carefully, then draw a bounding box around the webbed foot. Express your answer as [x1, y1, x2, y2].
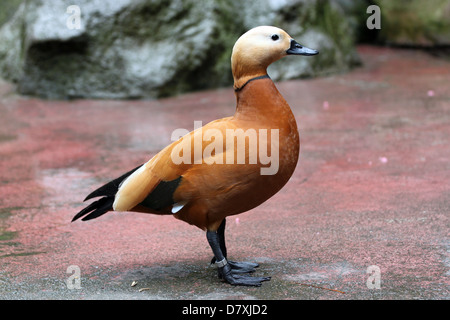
[219, 263, 270, 287]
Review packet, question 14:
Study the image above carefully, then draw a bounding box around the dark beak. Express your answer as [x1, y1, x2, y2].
[286, 39, 318, 56]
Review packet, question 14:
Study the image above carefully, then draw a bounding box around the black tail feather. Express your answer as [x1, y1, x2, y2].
[72, 164, 144, 223]
[72, 196, 114, 222]
[83, 164, 143, 202]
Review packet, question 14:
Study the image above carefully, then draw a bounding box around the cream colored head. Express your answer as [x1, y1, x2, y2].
[231, 26, 318, 89]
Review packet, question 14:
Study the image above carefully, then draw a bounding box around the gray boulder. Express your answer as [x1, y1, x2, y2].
[0, 0, 361, 99]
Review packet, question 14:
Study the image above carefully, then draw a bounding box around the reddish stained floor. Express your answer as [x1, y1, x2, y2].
[0, 46, 449, 299]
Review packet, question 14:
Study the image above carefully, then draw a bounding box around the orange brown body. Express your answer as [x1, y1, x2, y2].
[73, 26, 318, 286]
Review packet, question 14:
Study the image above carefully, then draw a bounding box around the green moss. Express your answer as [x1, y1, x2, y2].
[375, 0, 450, 46]
[0, 207, 23, 241]
[0, 206, 23, 220]
[0, 251, 46, 259]
[0, 0, 23, 27]
[0, 241, 20, 247]
[0, 134, 17, 142]
[0, 230, 17, 241]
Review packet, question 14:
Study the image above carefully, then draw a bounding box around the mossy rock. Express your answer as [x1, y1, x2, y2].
[0, 0, 362, 99]
[374, 0, 450, 46]
[0, 0, 23, 27]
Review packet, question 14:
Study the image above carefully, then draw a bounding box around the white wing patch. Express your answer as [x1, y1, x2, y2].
[171, 201, 187, 214]
[112, 163, 157, 212]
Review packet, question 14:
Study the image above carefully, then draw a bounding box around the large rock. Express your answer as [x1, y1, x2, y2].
[0, 0, 361, 99]
[256, 0, 363, 80]
[0, 0, 23, 27]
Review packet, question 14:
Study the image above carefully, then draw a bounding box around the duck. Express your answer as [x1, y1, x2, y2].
[73, 26, 318, 286]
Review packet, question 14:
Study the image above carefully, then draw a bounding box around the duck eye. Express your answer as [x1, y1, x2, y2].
[271, 34, 279, 41]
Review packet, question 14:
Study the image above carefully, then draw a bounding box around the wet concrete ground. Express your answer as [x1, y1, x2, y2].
[0, 46, 449, 300]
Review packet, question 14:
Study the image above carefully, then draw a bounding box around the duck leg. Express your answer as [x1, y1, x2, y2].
[211, 219, 259, 274]
[206, 220, 271, 287]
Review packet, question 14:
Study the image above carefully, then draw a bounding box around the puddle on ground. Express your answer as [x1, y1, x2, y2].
[38, 167, 97, 207]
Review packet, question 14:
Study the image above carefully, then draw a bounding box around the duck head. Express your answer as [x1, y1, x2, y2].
[231, 26, 318, 90]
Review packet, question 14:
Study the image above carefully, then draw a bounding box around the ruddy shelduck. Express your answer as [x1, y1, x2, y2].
[73, 26, 318, 286]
